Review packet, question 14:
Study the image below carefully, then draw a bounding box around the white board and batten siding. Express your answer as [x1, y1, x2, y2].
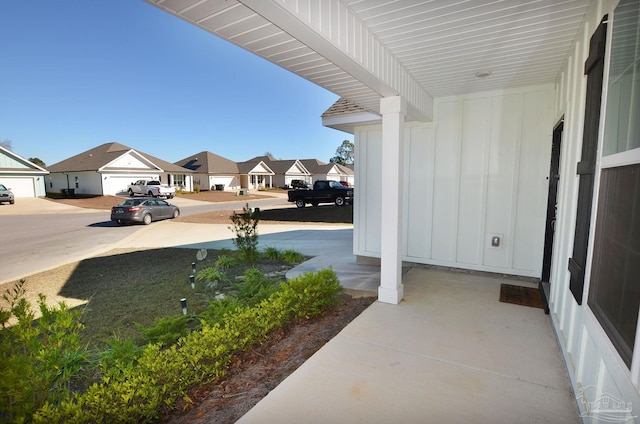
[355, 84, 554, 278]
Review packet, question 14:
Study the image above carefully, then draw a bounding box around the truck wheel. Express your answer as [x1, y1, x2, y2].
[148, 191, 156, 198]
[143, 214, 152, 225]
[128, 189, 134, 197]
[335, 196, 345, 206]
[295, 198, 305, 208]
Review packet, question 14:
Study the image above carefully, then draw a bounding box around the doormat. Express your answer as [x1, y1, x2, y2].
[499, 284, 544, 309]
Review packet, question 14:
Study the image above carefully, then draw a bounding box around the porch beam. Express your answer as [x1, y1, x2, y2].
[378, 96, 406, 304]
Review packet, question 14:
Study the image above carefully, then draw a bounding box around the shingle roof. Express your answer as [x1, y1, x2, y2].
[48, 142, 192, 173]
[240, 155, 310, 175]
[175, 151, 239, 174]
[321, 97, 374, 117]
[299, 159, 354, 176]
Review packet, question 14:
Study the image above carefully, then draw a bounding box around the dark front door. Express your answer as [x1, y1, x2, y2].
[542, 119, 563, 283]
[539, 119, 563, 314]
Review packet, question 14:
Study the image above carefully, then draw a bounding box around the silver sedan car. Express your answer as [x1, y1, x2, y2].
[0, 184, 15, 205]
[111, 197, 180, 225]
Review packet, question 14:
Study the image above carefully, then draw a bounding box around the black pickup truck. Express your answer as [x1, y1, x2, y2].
[287, 180, 354, 208]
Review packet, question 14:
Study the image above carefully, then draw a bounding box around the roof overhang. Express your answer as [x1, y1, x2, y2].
[145, 0, 592, 124]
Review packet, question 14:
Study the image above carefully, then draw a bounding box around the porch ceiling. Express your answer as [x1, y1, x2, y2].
[145, 0, 591, 121]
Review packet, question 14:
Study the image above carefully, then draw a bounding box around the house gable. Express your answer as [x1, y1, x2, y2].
[0, 146, 48, 174]
[284, 160, 310, 176]
[101, 150, 161, 172]
[247, 161, 274, 175]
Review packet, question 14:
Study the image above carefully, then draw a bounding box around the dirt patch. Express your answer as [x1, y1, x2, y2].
[44, 190, 279, 210]
[176, 205, 353, 225]
[162, 293, 374, 424]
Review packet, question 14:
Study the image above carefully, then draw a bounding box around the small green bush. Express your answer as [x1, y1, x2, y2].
[135, 315, 190, 347]
[197, 298, 242, 326]
[214, 254, 237, 270]
[97, 336, 144, 376]
[196, 267, 228, 289]
[282, 249, 305, 264]
[235, 268, 278, 306]
[262, 247, 282, 261]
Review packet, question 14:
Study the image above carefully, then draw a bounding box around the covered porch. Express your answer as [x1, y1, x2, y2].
[239, 266, 578, 423]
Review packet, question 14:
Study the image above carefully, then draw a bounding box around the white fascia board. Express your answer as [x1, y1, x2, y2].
[322, 111, 381, 134]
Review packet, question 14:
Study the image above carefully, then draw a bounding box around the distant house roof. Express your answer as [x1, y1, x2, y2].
[48, 142, 192, 174]
[236, 157, 274, 175]
[175, 151, 239, 174]
[300, 159, 354, 176]
[242, 155, 310, 176]
[0, 145, 49, 174]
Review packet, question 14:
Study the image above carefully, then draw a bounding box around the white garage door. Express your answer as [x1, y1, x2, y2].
[0, 177, 35, 197]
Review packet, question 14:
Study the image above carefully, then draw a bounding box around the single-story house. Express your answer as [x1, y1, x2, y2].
[299, 158, 354, 186]
[235, 157, 275, 189]
[0, 145, 49, 197]
[47, 142, 193, 196]
[175, 151, 241, 191]
[147, 0, 640, 418]
[246, 155, 311, 188]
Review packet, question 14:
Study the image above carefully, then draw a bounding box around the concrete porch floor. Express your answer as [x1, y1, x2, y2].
[239, 267, 579, 423]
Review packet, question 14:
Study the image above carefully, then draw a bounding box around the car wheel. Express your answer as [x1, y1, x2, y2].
[311, 201, 319, 207]
[9, 199, 14, 205]
[116, 219, 123, 225]
[335, 196, 345, 206]
[143, 214, 152, 225]
[128, 189, 134, 197]
[172, 209, 180, 219]
[295, 198, 305, 208]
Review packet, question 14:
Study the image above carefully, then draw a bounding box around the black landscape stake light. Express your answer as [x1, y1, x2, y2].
[180, 298, 187, 315]
[189, 274, 195, 289]
[191, 262, 196, 275]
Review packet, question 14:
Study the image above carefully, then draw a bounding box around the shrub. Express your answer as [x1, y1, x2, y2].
[196, 267, 228, 290]
[234, 268, 278, 306]
[229, 204, 260, 265]
[214, 254, 237, 270]
[135, 315, 191, 347]
[262, 247, 282, 261]
[197, 298, 242, 326]
[282, 249, 305, 264]
[0, 281, 90, 422]
[97, 336, 144, 377]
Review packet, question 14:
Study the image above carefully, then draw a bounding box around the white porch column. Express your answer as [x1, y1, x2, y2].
[378, 96, 406, 304]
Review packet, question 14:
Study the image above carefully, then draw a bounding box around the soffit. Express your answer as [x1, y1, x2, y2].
[146, 0, 591, 121]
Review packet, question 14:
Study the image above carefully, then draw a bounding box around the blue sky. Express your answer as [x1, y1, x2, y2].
[0, 1, 350, 166]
